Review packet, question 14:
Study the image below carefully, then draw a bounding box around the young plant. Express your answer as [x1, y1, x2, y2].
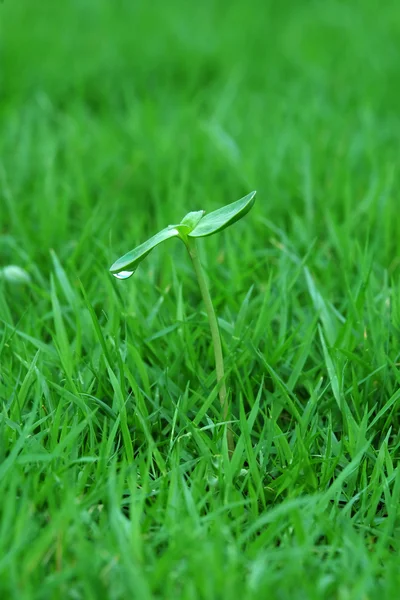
[110, 191, 256, 454]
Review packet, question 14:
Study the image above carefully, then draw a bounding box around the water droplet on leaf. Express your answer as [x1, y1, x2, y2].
[0, 265, 31, 284]
[113, 270, 134, 280]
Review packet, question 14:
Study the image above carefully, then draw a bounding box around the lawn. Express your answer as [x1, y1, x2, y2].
[1, 0, 400, 598]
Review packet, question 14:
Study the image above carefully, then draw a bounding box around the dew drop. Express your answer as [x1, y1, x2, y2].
[113, 270, 134, 280]
[0, 265, 31, 284]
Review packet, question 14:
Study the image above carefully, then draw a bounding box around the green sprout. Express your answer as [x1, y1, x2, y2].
[110, 191, 256, 454]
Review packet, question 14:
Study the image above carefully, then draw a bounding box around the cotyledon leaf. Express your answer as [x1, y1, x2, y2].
[109, 226, 181, 278]
[188, 191, 256, 238]
[110, 191, 256, 278]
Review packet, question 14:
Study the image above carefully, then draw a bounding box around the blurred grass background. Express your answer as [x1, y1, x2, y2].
[1, 0, 400, 598]
[2, 0, 399, 262]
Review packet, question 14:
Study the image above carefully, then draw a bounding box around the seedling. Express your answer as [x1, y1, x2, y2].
[110, 191, 256, 454]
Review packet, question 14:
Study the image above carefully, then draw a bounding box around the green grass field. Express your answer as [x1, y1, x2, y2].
[1, 1, 400, 598]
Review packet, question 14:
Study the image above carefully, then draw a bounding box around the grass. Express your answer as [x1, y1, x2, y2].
[1, 0, 400, 598]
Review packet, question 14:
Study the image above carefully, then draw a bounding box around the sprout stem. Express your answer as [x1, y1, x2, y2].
[186, 237, 234, 454]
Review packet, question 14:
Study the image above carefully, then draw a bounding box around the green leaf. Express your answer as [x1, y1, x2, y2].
[109, 191, 256, 277]
[109, 226, 180, 278]
[188, 191, 256, 238]
[180, 210, 205, 231]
